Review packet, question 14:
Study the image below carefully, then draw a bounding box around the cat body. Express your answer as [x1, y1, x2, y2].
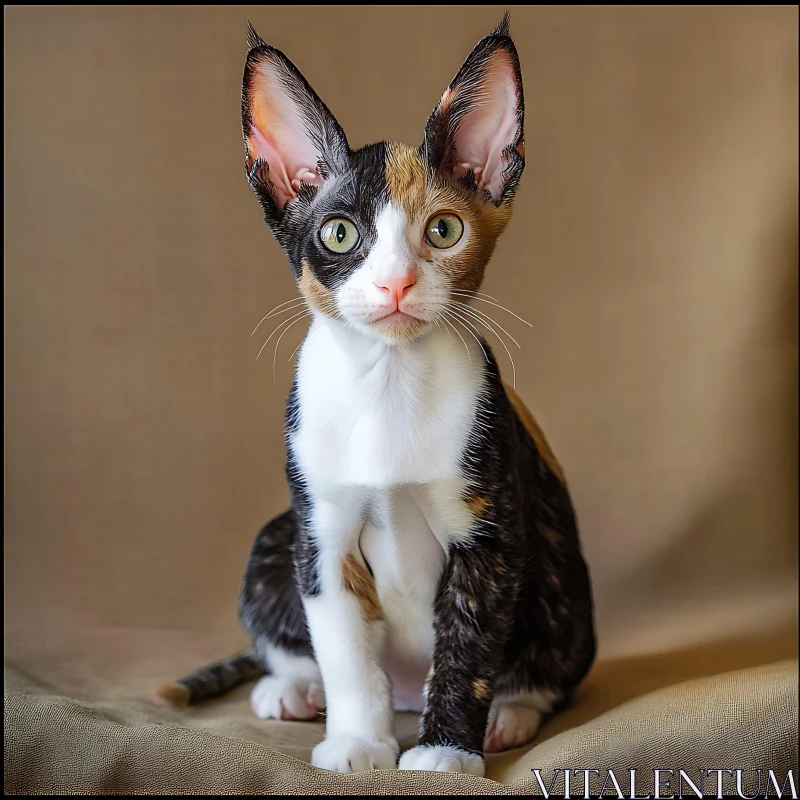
[293, 320, 482, 715]
[155, 16, 596, 777]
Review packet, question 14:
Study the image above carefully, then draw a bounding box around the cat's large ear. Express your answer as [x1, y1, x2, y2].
[242, 25, 350, 211]
[422, 13, 524, 205]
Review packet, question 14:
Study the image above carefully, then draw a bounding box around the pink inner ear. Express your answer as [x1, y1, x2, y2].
[449, 51, 519, 202]
[247, 56, 325, 209]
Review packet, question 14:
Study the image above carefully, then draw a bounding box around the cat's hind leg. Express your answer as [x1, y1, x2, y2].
[239, 509, 324, 721]
[483, 689, 558, 753]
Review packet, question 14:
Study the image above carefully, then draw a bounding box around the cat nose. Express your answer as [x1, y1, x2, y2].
[374, 273, 417, 304]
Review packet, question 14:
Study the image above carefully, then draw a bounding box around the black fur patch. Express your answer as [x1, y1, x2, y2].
[239, 508, 312, 659]
[280, 143, 389, 290]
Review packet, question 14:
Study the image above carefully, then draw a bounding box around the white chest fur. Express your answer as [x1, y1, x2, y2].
[294, 320, 484, 488]
[291, 320, 485, 708]
[359, 486, 445, 711]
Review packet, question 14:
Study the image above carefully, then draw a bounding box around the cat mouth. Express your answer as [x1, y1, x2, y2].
[358, 308, 430, 340]
[375, 310, 420, 325]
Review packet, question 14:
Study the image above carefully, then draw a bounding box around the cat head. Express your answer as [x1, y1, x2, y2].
[242, 15, 524, 344]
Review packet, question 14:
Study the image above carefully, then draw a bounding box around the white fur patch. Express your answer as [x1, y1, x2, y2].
[360, 488, 444, 713]
[312, 734, 399, 773]
[251, 645, 324, 720]
[398, 744, 485, 776]
[250, 675, 323, 720]
[484, 689, 556, 752]
[263, 642, 322, 683]
[303, 592, 393, 734]
[294, 322, 485, 489]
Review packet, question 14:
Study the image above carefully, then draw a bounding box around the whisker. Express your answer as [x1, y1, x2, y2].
[451, 291, 534, 328]
[452, 289, 501, 303]
[432, 315, 453, 340]
[448, 303, 517, 389]
[438, 313, 471, 362]
[443, 308, 490, 364]
[272, 313, 313, 381]
[287, 338, 305, 364]
[451, 301, 521, 349]
[251, 297, 304, 337]
[256, 310, 310, 361]
[262, 300, 308, 322]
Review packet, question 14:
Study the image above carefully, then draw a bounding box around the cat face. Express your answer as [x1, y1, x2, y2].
[242, 16, 524, 344]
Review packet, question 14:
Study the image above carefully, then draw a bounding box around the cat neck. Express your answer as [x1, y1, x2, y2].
[292, 310, 488, 488]
[299, 311, 485, 384]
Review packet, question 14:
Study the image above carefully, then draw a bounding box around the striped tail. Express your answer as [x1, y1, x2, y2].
[152, 648, 266, 707]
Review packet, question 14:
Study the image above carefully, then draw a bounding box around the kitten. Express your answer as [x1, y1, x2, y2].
[155, 14, 596, 777]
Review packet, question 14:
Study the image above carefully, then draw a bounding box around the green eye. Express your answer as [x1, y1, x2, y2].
[319, 217, 360, 254]
[425, 213, 464, 249]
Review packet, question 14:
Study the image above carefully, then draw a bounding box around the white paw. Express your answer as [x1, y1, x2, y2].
[484, 701, 543, 753]
[312, 734, 399, 773]
[250, 675, 325, 720]
[398, 744, 485, 776]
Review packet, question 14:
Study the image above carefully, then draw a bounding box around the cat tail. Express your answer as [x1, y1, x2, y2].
[152, 647, 266, 707]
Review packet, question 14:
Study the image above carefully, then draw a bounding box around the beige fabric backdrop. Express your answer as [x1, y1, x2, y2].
[4, 5, 798, 795]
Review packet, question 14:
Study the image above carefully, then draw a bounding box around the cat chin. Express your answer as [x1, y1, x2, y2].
[377, 319, 430, 343]
[349, 316, 432, 345]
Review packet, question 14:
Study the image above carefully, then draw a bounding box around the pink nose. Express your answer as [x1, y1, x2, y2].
[374, 274, 417, 305]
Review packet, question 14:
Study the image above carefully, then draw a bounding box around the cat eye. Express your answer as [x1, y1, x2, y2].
[319, 217, 360, 254]
[424, 213, 464, 249]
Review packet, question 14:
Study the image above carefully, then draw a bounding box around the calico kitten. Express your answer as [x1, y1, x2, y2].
[155, 14, 596, 777]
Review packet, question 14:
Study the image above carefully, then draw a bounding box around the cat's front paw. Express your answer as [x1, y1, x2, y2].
[312, 734, 399, 773]
[398, 744, 485, 776]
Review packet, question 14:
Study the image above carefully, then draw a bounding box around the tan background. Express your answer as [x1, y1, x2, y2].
[3, 6, 799, 792]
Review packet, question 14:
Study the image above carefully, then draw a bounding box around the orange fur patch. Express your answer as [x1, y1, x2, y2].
[465, 493, 490, 517]
[504, 383, 567, 485]
[384, 143, 514, 295]
[298, 260, 339, 318]
[152, 681, 190, 708]
[473, 679, 491, 701]
[542, 527, 561, 546]
[438, 87, 455, 114]
[342, 553, 383, 622]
